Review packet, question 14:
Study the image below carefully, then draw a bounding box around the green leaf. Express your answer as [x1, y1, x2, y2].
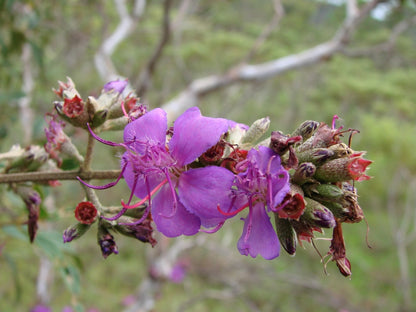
[1, 225, 27, 241]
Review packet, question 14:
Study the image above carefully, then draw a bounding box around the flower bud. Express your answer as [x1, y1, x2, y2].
[296, 148, 335, 165]
[74, 201, 97, 224]
[14, 185, 41, 243]
[327, 221, 351, 277]
[301, 197, 336, 229]
[200, 140, 226, 165]
[6, 146, 48, 173]
[114, 214, 157, 247]
[97, 221, 118, 259]
[291, 120, 320, 141]
[241, 117, 270, 145]
[303, 183, 344, 200]
[276, 184, 306, 220]
[63, 223, 91, 243]
[274, 214, 297, 255]
[314, 153, 372, 182]
[291, 162, 316, 185]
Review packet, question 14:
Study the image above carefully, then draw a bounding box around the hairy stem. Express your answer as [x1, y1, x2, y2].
[0, 170, 122, 184]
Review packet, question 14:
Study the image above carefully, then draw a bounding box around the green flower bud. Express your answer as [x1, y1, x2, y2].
[274, 214, 297, 255]
[291, 120, 320, 141]
[63, 223, 91, 243]
[301, 197, 336, 229]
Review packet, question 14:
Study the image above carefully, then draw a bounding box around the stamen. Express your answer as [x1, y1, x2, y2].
[160, 169, 177, 218]
[243, 203, 253, 242]
[121, 178, 168, 209]
[121, 100, 128, 118]
[266, 155, 276, 209]
[87, 123, 123, 147]
[77, 163, 127, 190]
[348, 129, 360, 148]
[199, 221, 225, 234]
[118, 180, 152, 225]
[217, 202, 249, 217]
[102, 208, 127, 221]
[331, 115, 339, 129]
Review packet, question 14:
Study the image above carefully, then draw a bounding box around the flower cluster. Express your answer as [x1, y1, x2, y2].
[271, 116, 372, 276]
[57, 79, 371, 276]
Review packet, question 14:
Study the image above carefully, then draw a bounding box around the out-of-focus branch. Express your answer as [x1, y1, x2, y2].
[94, 0, 146, 82]
[242, 0, 285, 62]
[342, 14, 416, 57]
[136, 0, 173, 97]
[19, 43, 35, 145]
[162, 0, 382, 121]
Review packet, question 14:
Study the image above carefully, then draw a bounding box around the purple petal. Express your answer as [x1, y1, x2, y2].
[178, 166, 236, 228]
[237, 203, 280, 260]
[121, 154, 165, 199]
[248, 146, 281, 174]
[152, 184, 201, 237]
[169, 107, 229, 166]
[103, 79, 128, 93]
[272, 171, 290, 207]
[123, 108, 167, 146]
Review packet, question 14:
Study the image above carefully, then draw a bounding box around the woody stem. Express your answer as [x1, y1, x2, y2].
[0, 170, 122, 183]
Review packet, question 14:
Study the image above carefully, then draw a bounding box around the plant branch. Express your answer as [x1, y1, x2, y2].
[136, 0, 173, 97]
[161, 0, 382, 121]
[0, 170, 122, 184]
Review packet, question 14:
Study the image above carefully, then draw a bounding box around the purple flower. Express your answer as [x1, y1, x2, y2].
[30, 305, 52, 312]
[121, 107, 236, 237]
[232, 146, 290, 260]
[103, 79, 128, 93]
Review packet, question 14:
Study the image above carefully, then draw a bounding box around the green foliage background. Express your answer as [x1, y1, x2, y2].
[1, 0, 416, 311]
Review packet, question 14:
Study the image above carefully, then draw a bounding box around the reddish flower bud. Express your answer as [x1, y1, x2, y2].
[74, 201, 97, 224]
[327, 221, 352, 277]
[276, 185, 306, 221]
[200, 141, 226, 165]
[63, 95, 84, 118]
[220, 149, 248, 173]
[314, 153, 372, 182]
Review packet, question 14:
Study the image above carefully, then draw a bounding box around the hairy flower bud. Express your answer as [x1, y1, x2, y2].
[241, 117, 270, 145]
[14, 185, 41, 243]
[97, 221, 118, 259]
[63, 223, 91, 243]
[276, 184, 306, 220]
[301, 197, 336, 229]
[291, 120, 320, 141]
[291, 162, 316, 185]
[296, 148, 335, 165]
[274, 214, 297, 255]
[314, 152, 372, 182]
[114, 214, 157, 247]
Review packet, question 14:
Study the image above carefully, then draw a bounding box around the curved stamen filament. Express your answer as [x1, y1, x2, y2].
[266, 155, 276, 209]
[77, 163, 127, 190]
[243, 203, 254, 242]
[331, 115, 339, 130]
[102, 208, 127, 221]
[121, 100, 128, 118]
[199, 221, 225, 234]
[87, 123, 123, 147]
[217, 202, 249, 217]
[118, 179, 152, 225]
[160, 169, 177, 218]
[121, 178, 168, 209]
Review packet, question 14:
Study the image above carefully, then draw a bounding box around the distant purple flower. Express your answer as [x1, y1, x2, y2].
[103, 79, 128, 93]
[169, 262, 188, 283]
[226, 146, 290, 260]
[121, 107, 236, 237]
[30, 305, 52, 312]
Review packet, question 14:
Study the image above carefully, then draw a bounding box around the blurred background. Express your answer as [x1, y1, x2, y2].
[1, 0, 416, 311]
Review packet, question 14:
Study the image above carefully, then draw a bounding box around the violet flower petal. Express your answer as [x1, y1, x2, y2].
[178, 166, 236, 228]
[237, 203, 280, 260]
[121, 154, 165, 199]
[152, 184, 201, 237]
[103, 79, 128, 93]
[169, 107, 229, 167]
[123, 108, 167, 146]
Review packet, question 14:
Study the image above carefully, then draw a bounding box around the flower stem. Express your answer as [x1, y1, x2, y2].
[0, 170, 122, 183]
